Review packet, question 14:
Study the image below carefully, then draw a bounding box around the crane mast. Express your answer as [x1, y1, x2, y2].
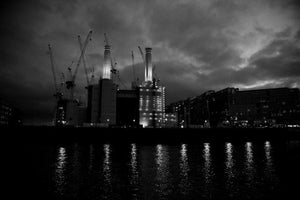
[78, 35, 90, 86]
[48, 44, 58, 95]
[48, 44, 64, 126]
[131, 51, 137, 82]
[66, 30, 92, 100]
[104, 33, 116, 74]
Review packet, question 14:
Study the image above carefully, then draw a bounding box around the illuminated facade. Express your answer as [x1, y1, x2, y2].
[102, 45, 111, 79]
[144, 48, 153, 82]
[87, 42, 117, 126]
[139, 81, 165, 128]
[164, 113, 177, 128]
[138, 47, 166, 128]
[86, 44, 166, 128]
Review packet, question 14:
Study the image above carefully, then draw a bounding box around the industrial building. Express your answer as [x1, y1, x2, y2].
[52, 33, 166, 128]
[168, 87, 300, 128]
[138, 48, 166, 128]
[86, 45, 165, 127]
[116, 89, 140, 127]
[86, 42, 118, 126]
[51, 32, 300, 129]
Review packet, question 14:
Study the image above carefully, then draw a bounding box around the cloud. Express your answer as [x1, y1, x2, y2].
[0, 0, 300, 124]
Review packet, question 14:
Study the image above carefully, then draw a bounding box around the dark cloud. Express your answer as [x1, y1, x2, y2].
[1, 0, 300, 124]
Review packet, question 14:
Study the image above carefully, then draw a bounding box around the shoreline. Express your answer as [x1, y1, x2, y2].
[1, 126, 299, 144]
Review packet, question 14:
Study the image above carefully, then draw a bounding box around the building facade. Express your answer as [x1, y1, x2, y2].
[116, 89, 140, 127]
[139, 81, 165, 128]
[168, 87, 300, 128]
[138, 47, 166, 128]
[85, 42, 166, 127]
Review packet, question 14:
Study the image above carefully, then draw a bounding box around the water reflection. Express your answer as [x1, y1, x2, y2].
[55, 147, 67, 195]
[225, 143, 234, 174]
[46, 140, 282, 200]
[179, 144, 190, 196]
[203, 143, 212, 183]
[103, 144, 111, 185]
[203, 143, 214, 197]
[225, 142, 235, 197]
[245, 142, 253, 170]
[101, 144, 113, 199]
[155, 144, 171, 199]
[265, 141, 272, 168]
[130, 144, 139, 198]
[264, 141, 274, 179]
[245, 142, 255, 187]
[89, 145, 94, 172]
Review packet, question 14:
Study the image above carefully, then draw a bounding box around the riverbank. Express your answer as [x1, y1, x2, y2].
[1, 126, 299, 144]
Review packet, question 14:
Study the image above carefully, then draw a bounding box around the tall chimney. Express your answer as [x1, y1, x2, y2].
[102, 45, 111, 79]
[145, 47, 153, 82]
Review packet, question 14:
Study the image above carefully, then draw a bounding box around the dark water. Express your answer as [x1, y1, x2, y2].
[15, 139, 295, 200]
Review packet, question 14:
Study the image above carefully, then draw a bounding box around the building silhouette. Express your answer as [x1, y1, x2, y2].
[168, 87, 300, 128]
[84, 43, 166, 127]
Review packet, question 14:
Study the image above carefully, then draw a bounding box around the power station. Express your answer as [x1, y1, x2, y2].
[49, 31, 300, 129]
[49, 31, 166, 128]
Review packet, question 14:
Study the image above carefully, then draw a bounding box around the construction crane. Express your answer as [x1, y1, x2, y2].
[59, 72, 65, 94]
[47, 44, 62, 99]
[138, 46, 146, 84]
[111, 57, 117, 74]
[116, 69, 127, 89]
[152, 64, 160, 87]
[104, 33, 117, 75]
[48, 44, 64, 126]
[78, 35, 90, 86]
[109, 58, 117, 85]
[131, 51, 137, 82]
[66, 30, 92, 100]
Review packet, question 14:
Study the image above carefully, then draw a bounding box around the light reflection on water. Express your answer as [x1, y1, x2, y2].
[245, 142, 255, 189]
[50, 141, 282, 200]
[130, 143, 139, 199]
[103, 144, 111, 183]
[225, 142, 236, 197]
[203, 143, 214, 198]
[225, 142, 234, 176]
[203, 143, 212, 183]
[155, 144, 171, 199]
[265, 141, 272, 172]
[203, 143, 213, 180]
[245, 142, 254, 171]
[264, 141, 276, 182]
[102, 144, 112, 199]
[179, 144, 191, 196]
[55, 147, 67, 195]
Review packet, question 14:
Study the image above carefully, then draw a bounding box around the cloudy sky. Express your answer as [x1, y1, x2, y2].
[1, 0, 300, 124]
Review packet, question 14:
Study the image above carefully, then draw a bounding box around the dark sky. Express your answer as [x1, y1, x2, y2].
[1, 0, 300, 124]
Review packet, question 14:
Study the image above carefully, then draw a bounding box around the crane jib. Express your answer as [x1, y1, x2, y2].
[72, 30, 93, 83]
